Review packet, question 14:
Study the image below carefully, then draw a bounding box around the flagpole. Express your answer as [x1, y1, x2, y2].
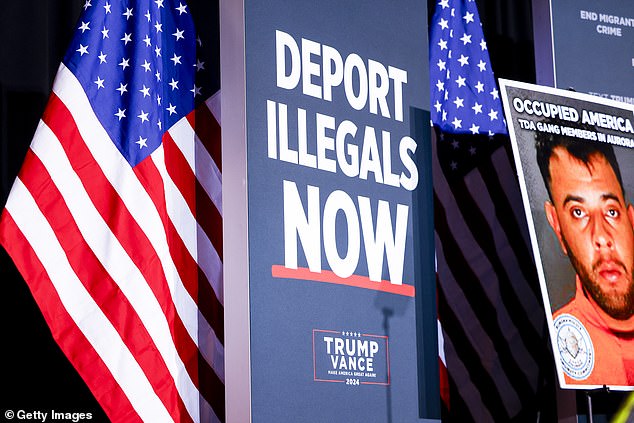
[220, 0, 252, 422]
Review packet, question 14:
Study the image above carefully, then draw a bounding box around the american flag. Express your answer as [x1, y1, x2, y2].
[0, 0, 224, 422]
[430, 0, 557, 420]
[430, 0, 507, 138]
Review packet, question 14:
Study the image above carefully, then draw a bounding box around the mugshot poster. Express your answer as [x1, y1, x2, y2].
[243, 0, 437, 421]
[499, 79, 634, 390]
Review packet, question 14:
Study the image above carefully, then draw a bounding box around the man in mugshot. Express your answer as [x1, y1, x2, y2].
[536, 130, 634, 386]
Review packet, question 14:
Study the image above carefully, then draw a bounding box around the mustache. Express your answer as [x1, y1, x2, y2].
[592, 257, 627, 275]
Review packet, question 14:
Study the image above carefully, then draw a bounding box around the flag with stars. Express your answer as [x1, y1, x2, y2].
[0, 0, 224, 422]
[430, 0, 556, 421]
[430, 0, 506, 136]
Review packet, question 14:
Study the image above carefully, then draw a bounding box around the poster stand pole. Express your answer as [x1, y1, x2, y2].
[586, 390, 593, 423]
[585, 386, 609, 423]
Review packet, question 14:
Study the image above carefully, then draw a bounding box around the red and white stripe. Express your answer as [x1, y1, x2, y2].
[0, 63, 224, 422]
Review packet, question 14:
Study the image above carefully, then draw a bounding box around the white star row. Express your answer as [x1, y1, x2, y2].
[76, 21, 188, 44]
[113, 102, 176, 120]
[76, 51, 190, 89]
[445, 110, 500, 129]
[435, 77, 499, 99]
[436, 54, 487, 71]
[75, 46, 204, 75]
[87, 73, 202, 98]
[82, 0, 188, 15]
[434, 107, 499, 127]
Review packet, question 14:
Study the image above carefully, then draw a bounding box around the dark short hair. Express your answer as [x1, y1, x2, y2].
[535, 123, 625, 202]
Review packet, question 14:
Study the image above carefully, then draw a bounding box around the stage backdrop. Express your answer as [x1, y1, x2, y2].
[221, 0, 437, 422]
[533, 0, 634, 103]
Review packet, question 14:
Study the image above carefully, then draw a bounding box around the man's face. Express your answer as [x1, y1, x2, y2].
[545, 147, 634, 320]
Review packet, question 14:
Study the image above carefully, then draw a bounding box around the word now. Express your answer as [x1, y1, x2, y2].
[284, 180, 408, 285]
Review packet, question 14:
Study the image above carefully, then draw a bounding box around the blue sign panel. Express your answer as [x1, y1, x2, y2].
[550, 0, 634, 104]
[243, 0, 435, 421]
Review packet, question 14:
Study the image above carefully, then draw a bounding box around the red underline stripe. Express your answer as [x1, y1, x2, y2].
[271, 265, 415, 297]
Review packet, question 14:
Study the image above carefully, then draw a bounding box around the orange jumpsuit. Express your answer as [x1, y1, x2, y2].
[553, 277, 634, 387]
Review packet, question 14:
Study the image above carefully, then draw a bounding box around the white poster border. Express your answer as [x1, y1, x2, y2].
[500, 79, 634, 391]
